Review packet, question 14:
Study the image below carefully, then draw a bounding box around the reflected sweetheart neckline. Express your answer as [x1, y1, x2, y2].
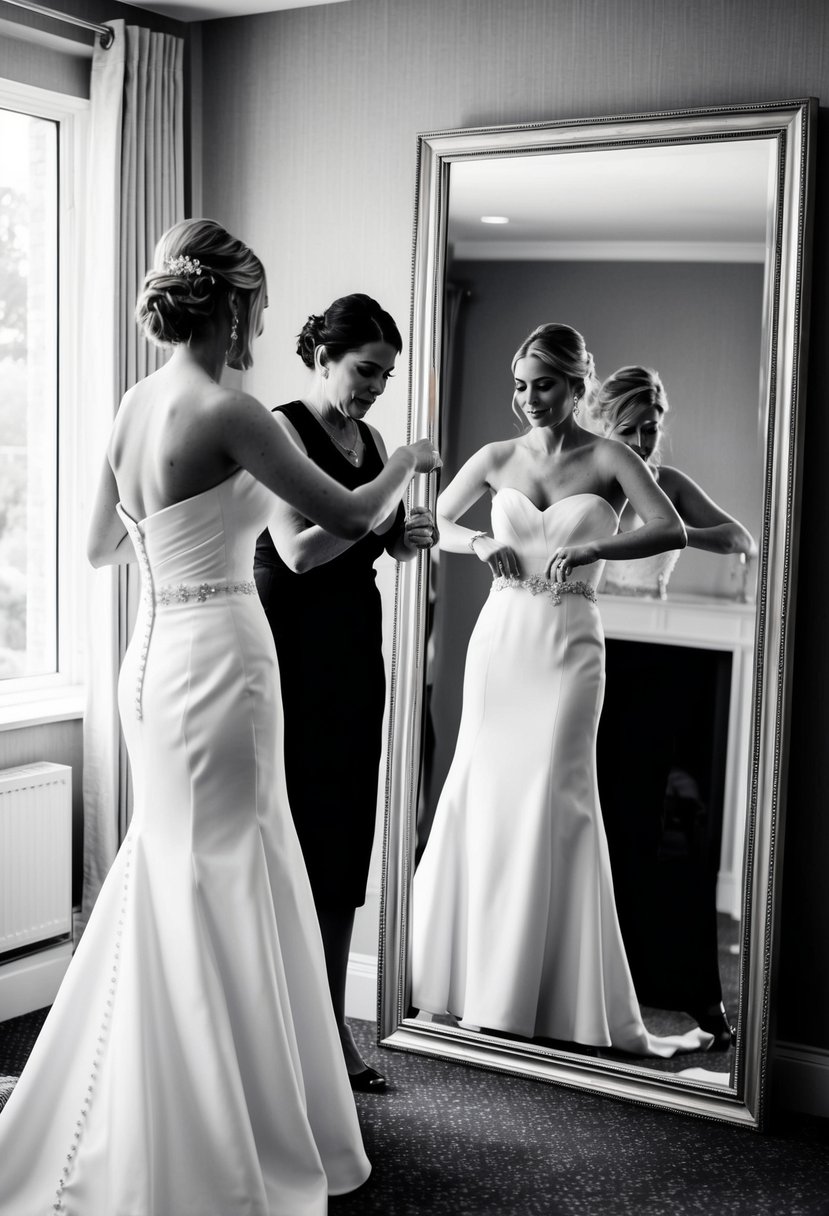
[493, 486, 619, 521]
[117, 467, 248, 529]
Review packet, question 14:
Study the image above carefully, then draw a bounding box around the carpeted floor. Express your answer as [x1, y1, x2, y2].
[2, 1008, 828, 1214]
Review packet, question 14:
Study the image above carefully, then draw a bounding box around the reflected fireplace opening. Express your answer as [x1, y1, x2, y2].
[598, 639, 734, 1017]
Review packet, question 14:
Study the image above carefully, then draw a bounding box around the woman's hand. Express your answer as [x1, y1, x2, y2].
[470, 534, 521, 578]
[545, 542, 599, 583]
[405, 438, 442, 475]
[403, 505, 438, 551]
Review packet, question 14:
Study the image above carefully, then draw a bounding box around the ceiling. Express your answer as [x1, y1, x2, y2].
[120, 0, 349, 21]
[448, 139, 774, 263]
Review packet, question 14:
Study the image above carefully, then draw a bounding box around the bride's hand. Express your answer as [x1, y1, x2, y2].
[470, 534, 520, 578]
[545, 542, 598, 583]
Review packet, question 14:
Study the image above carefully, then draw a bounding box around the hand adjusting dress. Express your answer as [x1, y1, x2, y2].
[411, 489, 713, 1057]
[0, 469, 370, 1216]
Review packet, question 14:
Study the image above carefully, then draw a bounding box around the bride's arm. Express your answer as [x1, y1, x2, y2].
[265, 414, 357, 573]
[659, 466, 758, 556]
[602, 442, 687, 558]
[436, 445, 520, 578]
[87, 457, 137, 568]
[546, 442, 686, 581]
[266, 418, 436, 572]
[221, 391, 437, 540]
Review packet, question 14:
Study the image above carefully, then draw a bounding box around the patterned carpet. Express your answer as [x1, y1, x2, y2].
[2, 1008, 828, 1214]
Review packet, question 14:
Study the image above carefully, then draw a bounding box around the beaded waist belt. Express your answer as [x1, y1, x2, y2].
[492, 573, 597, 606]
[156, 579, 257, 606]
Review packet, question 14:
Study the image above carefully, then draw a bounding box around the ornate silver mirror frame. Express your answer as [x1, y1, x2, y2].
[379, 99, 815, 1129]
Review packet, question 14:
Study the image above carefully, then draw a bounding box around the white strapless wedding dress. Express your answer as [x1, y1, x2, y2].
[411, 489, 712, 1057]
[0, 469, 370, 1216]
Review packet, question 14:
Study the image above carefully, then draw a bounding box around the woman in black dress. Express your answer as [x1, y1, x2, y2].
[254, 295, 436, 1090]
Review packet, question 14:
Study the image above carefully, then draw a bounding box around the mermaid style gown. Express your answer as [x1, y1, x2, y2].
[411, 489, 713, 1057]
[0, 469, 370, 1216]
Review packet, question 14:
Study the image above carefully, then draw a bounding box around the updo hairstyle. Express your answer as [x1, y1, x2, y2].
[510, 323, 599, 428]
[296, 293, 402, 370]
[135, 218, 267, 371]
[589, 365, 670, 460]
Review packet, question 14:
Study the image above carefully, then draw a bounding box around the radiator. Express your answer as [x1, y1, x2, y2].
[0, 762, 72, 956]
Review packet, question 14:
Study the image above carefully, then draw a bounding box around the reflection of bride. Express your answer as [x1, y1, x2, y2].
[411, 323, 714, 1056]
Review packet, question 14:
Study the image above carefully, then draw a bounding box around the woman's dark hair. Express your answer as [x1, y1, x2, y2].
[296, 294, 402, 369]
[135, 218, 267, 371]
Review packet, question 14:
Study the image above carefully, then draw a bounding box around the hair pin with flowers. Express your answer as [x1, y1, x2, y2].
[165, 254, 203, 278]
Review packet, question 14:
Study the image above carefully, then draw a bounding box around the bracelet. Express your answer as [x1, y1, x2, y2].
[467, 531, 488, 552]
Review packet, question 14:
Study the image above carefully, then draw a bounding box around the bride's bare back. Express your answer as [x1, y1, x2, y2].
[108, 361, 241, 522]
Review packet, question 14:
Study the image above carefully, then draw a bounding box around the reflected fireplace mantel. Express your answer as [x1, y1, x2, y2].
[598, 592, 756, 920]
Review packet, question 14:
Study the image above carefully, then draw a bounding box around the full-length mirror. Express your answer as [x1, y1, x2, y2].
[379, 101, 815, 1128]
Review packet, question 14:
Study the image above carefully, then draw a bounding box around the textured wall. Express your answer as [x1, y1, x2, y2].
[199, 0, 828, 1055]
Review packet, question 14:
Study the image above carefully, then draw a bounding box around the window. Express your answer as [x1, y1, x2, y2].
[0, 107, 58, 680]
[0, 81, 88, 723]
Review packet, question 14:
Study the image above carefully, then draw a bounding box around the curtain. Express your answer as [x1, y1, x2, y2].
[78, 20, 184, 934]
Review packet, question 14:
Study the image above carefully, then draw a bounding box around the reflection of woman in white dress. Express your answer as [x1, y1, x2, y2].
[411, 323, 715, 1057]
[592, 365, 757, 600]
[0, 219, 438, 1216]
[589, 365, 757, 1049]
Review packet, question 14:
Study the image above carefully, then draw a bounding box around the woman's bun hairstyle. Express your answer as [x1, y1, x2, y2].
[510, 322, 599, 429]
[589, 365, 669, 432]
[136, 266, 217, 348]
[296, 293, 402, 369]
[135, 218, 267, 371]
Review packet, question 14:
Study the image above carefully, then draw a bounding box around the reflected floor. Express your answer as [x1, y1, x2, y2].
[411, 913, 739, 1083]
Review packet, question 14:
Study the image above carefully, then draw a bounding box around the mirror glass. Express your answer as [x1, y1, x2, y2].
[417, 136, 768, 1083]
[380, 103, 814, 1128]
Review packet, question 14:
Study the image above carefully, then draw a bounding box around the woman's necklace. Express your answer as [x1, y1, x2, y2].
[306, 402, 363, 464]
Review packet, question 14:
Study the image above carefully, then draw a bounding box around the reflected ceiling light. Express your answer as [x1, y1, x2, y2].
[480, 215, 510, 224]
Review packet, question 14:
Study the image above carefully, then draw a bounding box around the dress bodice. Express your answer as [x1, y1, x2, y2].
[491, 488, 619, 591]
[601, 549, 681, 599]
[117, 468, 276, 589]
[601, 510, 681, 599]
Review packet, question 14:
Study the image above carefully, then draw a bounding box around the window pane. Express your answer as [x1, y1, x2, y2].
[0, 109, 58, 680]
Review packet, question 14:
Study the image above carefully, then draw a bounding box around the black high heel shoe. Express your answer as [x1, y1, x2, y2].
[348, 1064, 387, 1093]
[690, 1003, 736, 1052]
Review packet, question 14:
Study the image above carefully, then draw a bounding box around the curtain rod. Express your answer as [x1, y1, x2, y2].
[1, 0, 113, 48]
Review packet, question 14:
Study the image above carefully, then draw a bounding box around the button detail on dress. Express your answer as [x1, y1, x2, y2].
[53, 835, 134, 1214]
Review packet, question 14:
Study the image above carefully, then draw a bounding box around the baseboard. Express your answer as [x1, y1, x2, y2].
[0, 942, 73, 1021]
[345, 951, 379, 1022]
[773, 1042, 829, 1118]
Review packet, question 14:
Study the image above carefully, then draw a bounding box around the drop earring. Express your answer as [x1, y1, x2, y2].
[226, 305, 239, 365]
[573, 395, 581, 419]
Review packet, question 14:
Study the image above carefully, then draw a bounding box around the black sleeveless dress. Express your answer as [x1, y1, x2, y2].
[254, 401, 404, 908]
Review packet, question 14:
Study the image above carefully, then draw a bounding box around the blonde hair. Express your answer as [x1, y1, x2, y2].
[135, 218, 267, 371]
[510, 323, 599, 428]
[589, 366, 670, 457]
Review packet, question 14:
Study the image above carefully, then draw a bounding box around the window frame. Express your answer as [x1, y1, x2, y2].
[0, 77, 89, 728]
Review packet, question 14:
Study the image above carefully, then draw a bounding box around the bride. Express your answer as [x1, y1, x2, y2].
[0, 218, 439, 1216]
[411, 322, 715, 1057]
